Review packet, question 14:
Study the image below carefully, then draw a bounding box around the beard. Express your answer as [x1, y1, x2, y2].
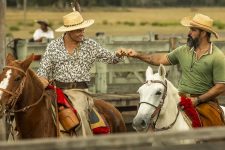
[187, 35, 200, 49]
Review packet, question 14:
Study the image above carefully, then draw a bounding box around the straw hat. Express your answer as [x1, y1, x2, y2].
[55, 11, 94, 32]
[35, 20, 49, 26]
[181, 13, 218, 39]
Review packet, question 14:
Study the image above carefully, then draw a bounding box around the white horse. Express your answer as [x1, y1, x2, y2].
[133, 65, 225, 135]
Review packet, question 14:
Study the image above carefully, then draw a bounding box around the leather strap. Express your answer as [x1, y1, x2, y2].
[55, 81, 88, 89]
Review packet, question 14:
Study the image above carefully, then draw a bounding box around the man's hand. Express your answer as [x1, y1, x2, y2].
[39, 76, 49, 88]
[115, 48, 127, 57]
[116, 48, 138, 57]
[190, 97, 199, 106]
[126, 48, 138, 57]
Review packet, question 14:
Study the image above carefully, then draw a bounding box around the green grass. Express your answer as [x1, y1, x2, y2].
[5, 7, 225, 39]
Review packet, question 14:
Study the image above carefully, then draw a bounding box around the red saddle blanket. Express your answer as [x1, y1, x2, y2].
[179, 96, 225, 127]
[47, 85, 77, 114]
[179, 96, 201, 128]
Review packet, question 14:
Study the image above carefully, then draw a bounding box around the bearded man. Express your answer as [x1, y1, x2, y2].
[119, 14, 225, 127]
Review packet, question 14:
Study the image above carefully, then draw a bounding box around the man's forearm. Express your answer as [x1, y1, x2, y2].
[198, 83, 225, 103]
[135, 52, 170, 66]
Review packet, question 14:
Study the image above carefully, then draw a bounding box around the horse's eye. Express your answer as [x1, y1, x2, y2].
[156, 91, 162, 95]
[14, 76, 22, 81]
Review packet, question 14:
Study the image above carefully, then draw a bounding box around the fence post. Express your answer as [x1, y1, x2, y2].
[0, 0, 6, 141]
[169, 37, 178, 51]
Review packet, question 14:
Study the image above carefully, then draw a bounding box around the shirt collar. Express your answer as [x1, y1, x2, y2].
[190, 42, 213, 55]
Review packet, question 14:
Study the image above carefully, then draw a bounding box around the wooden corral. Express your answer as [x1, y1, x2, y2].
[1, 126, 225, 149]
[5, 34, 225, 130]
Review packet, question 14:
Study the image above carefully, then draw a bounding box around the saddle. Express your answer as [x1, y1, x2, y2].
[179, 96, 225, 127]
[46, 85, 110, 135]
[196, 101, 225, 126]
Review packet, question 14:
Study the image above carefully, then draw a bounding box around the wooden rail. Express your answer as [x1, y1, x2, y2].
[1, 127, 225, 150]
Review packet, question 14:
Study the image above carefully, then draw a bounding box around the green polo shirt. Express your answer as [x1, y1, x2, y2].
[167, 43, 225, 94]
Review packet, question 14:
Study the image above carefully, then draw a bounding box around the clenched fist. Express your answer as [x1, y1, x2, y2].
[126, 49, 138, 57]
[115, 48, 127, 57]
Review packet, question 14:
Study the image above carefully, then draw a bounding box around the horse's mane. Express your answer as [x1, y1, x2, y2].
[27, 68, 45, 89]
[165, 79, 180, 103]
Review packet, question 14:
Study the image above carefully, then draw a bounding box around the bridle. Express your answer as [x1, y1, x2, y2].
[0, 66, 45, 113]
[139, 79, 180, 131]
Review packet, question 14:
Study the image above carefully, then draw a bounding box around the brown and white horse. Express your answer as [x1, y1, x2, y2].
[0, 53, 126, 139]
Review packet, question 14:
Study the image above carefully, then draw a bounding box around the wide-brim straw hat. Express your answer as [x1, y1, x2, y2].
[180, 13, 219, 39]
[55, 11, 94, 32]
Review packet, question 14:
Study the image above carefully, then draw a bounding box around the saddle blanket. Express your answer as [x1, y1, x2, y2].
[179, 96, 201, 128]
[179, 96, 225, 127]
[89, 108, 110, 134]
[47, 85, 110, 134]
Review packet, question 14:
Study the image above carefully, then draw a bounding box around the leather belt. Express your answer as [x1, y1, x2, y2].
[54, 80, 88, 89]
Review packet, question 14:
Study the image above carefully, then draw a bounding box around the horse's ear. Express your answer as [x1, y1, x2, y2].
[21, 54, 34, 70]
[158, 64, 166, 79]
[146, 66, 153, 81]
[6, 53, 16, 65]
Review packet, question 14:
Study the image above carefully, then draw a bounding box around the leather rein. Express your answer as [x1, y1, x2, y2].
[139, 80, 180, 131]
[0, 66, 45, 113]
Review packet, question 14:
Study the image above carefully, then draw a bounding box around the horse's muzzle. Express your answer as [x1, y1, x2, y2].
[132, 117, 148, 132]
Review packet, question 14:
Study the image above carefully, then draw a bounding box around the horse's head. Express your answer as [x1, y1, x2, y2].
[133, 64, 168, 132]
[0, 53, 33, 118]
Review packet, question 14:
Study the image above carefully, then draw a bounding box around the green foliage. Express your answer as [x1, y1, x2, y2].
[17, 21, 34, 27]
[29, 30, 35, 35]
[214, 20, 225, 30]
[123, 21, 135, 26]
[9, 26, 20, 31]
[25, 22, 35, 27]
[6, 32, 13, 37]
[102, 20, 109, 25]
[140, 21, 150, 26]
[7, 0, 225, 7]
[116, 21, 122, 25]
[152, 21, 179, 27]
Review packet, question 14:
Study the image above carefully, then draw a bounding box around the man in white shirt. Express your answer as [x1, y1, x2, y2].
[33, 20, 54, 42]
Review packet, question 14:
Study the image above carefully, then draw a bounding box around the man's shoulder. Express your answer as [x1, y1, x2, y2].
[84, 38, 96, 43]
[83, 38, 99, 46]
[171, 44, 189, 53]
[212, 44, 225, 56]
[177, 44, 189, 50]
[47, 36, 63, 48]
[34, 28, 42, 34]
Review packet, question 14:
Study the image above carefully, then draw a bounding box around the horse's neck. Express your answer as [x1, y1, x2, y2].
[20, 69, 44, 102]
[15, 69, 56, 138]
[157, 80, 190, 131]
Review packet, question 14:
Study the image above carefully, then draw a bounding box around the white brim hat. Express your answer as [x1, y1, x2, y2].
[55, 11, 94, 32]
[181, 13, 219, 39]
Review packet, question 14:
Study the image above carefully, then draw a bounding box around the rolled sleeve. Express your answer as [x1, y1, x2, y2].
[95, 43, 123, 64]
[167, 49, 179, 65]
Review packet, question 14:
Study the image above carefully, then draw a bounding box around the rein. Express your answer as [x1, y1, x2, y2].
[0, 66, 45, 113]
[139, 79, 180, 131]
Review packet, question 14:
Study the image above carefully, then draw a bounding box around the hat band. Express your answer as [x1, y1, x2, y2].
[64, 21, 84, 27]
[191, 20, 212, 29]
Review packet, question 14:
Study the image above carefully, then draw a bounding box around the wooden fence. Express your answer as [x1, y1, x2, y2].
[5, 34, 225, 129]
[1, 126, 225, 150]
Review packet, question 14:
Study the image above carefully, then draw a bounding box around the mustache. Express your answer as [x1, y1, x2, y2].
[187, 35, 199, 49]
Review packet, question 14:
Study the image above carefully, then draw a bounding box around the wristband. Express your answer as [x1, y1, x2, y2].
[196, 97, 202, 105]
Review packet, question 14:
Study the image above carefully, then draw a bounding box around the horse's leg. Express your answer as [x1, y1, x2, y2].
[94, 99, 127, 133]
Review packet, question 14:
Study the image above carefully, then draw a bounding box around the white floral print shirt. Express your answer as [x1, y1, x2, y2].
[37, 35, 122, 82]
